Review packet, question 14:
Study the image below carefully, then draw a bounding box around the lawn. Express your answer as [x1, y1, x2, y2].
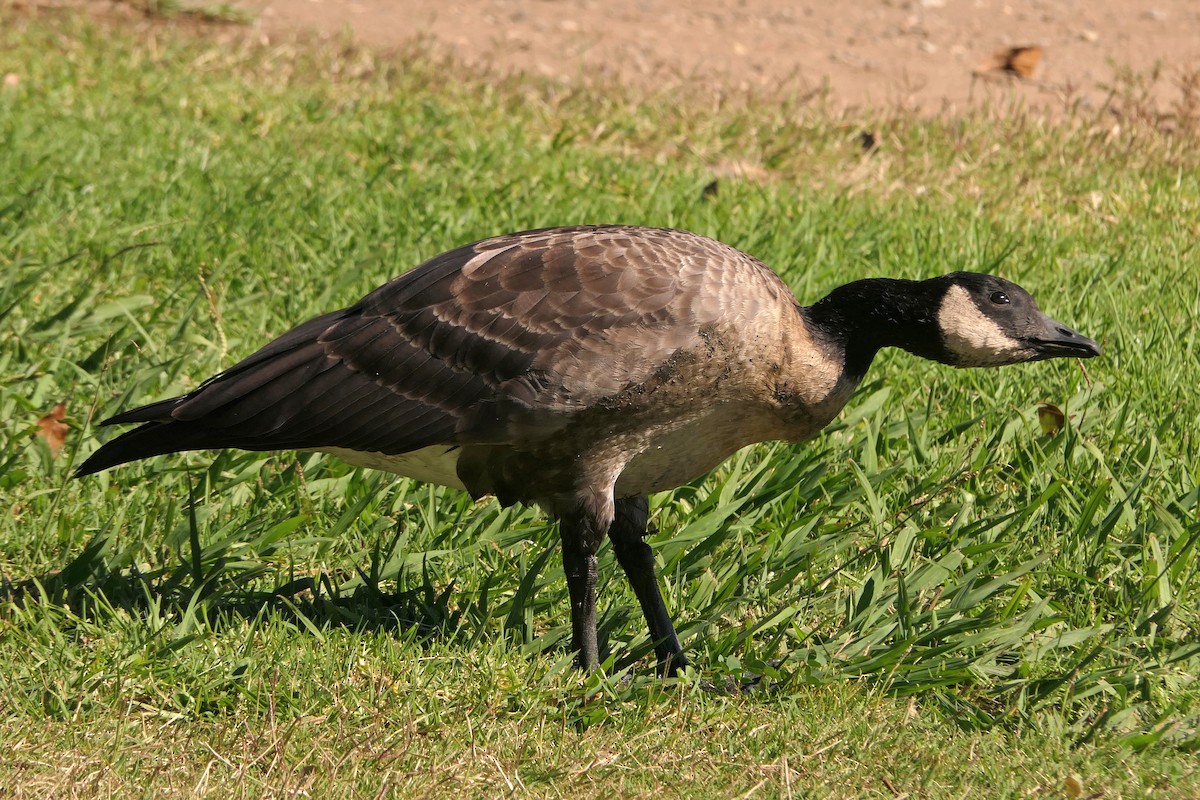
[1, 10, 1198, 798]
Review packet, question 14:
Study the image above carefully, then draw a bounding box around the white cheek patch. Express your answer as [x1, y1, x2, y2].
[937, 285, 1027, 366]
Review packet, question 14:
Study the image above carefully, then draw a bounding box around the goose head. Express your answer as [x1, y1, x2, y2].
[932, 272, 1100, 367]
[806, 271, 1100, 376]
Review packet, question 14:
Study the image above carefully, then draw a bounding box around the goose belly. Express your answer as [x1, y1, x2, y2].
[317, 445, 466, 490]
[613, 405, 781, 497]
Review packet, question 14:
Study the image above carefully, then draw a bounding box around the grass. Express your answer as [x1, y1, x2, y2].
[2, 9, 1199, 798]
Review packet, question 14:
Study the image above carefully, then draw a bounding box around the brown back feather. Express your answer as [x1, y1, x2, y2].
[79, 225, 800, 475]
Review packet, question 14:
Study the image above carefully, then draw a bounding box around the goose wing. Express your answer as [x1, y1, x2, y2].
[78, 226, 788, 475]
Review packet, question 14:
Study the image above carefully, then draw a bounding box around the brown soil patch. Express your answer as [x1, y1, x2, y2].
[229, 0, 1200, 115]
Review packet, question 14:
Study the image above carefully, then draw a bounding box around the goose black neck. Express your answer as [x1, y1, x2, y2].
[805, 277, 950, 378]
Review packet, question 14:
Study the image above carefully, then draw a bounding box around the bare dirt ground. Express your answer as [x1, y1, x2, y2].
[225, 0, 1199, 115]
[11, 1, 1198, 116]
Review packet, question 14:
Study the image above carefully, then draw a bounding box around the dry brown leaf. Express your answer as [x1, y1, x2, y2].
[975, 45, 1043, 79]
[1037, 402, 1065, 436]
[35, 402, 69, 456]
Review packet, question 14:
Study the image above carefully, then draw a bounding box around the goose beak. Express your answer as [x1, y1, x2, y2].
[1027, 313, 1101, 360]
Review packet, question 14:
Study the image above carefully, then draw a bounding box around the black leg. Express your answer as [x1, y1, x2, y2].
[609, 496, 688, 676]
[559, 513, 600, 671]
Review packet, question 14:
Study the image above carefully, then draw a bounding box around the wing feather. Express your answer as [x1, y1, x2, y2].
[77, 225, 796, 479]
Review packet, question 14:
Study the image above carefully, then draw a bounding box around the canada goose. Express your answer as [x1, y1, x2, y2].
[78, 225, 1100, 675]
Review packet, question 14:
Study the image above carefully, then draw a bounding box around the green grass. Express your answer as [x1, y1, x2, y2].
[2, 11, 1200, 798]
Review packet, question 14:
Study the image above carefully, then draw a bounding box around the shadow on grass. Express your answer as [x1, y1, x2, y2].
[0, 530, 473, 642]
[0, 530, 723, 690]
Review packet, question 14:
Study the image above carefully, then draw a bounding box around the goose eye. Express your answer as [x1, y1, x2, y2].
[990, 291, 1010, 305]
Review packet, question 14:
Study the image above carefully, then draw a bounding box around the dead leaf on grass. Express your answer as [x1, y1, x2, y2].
[35, 402, 69, 456]
[975, 45, 1043, 79]
[1037, 402, 1066, 436]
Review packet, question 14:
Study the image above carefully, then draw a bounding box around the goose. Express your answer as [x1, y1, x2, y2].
[77, 225, 1100, 675]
